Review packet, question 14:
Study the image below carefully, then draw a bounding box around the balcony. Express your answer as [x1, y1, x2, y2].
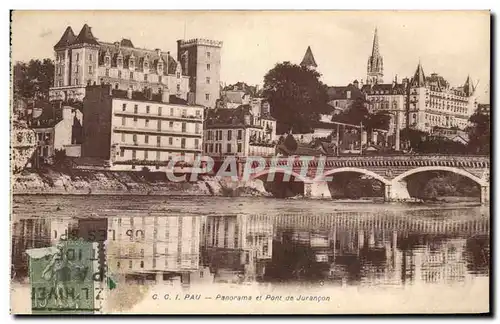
[113, 126, 202, 137]
[115, 110, 203, 123]
[117, 141, 202, 152]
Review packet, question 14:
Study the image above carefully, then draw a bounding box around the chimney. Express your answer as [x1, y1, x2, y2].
[155, 48, 161, 56]
[62, 106, 73, 121]
[353, 80, 359, 89]
[187, 92, 195, 105]
[161, 88, 170, 103]
[127, 87, 133, 99]
[108, 84, 113, 96]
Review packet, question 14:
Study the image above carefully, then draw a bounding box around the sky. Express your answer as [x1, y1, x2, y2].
[11, 10, 490, 103]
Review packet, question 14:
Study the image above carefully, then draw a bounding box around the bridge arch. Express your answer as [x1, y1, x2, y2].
[316, 167, 391, 186]
[250, 168, 311, 183]
[392, 166, 487, 187]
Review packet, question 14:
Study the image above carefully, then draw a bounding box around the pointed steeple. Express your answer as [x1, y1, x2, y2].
[300, 46, 318, 68]
[463, 75, 475, 96]
[371, 27, 380, 57]
[411, 62, 426, 87]
[366, 28, 383, 84]
[54, 26, 76, 50]
[73, 24, 99, 46]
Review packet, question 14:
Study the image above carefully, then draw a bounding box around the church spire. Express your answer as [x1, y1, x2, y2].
[300, 46, 318, 69]
[366, 28, 383, 84]
[464, 75, 475, 96]
[371, 27, 380, 57]
[411, 61, 426, 87]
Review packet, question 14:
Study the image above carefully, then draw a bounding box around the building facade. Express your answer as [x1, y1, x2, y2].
[82, 84, 204, 171]
[408, 63, 477, 132]
[49, 24, 221, 108]
[177, 38, 223, 108]
[203, 103, 277, 158]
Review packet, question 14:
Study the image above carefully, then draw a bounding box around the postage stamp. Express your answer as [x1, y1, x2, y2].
[27, 240, 99, 314]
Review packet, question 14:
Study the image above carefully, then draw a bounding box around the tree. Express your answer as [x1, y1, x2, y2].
[13, 59, 54, 102]
[467, 109, 490, 154]
[263, 62, 330, 134]
[366, 111, 391, 132]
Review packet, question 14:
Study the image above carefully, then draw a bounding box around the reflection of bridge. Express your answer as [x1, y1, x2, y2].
[240, 155, 490, 204]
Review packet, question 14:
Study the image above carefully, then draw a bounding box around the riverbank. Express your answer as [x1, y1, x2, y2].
[11, 168, 271, 197]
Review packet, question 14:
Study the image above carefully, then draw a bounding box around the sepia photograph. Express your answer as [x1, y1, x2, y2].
[9, 10, 491, 314]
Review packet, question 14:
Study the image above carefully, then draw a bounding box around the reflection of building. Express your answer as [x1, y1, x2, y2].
[201, 215, 274, 283]
[82, 84, 204, 170]
[107, 215, 201, 278]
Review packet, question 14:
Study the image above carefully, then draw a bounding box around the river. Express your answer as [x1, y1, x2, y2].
[10, 195, 490, 314]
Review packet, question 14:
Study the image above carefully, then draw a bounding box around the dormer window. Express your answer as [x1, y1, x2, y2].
[129, 56, 135, 70]
[117, 52, 123, 68]
[157, 62, 163, 75]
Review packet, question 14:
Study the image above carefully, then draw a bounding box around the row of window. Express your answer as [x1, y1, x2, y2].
[105, 69, 181, 82]
[204, 143, 243, 154]
[120, 135, 199, 148]
[206, 129, 243, 141]
[121, 103, 201, 118]
[120, 117, 201, 134]
[120, 149, 190, 161]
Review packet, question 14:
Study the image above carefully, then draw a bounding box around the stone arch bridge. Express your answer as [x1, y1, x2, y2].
[240, 155, 490, 204]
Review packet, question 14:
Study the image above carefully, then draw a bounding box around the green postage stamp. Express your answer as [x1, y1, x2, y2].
[27, 240, 101, 314]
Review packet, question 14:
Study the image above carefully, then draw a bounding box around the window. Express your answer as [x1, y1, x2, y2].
[209, 143, 214, 153]
[146, 106, 150, 114]
[206, 51, 211, 59]
[237, 130, 242, 140]
[121, 117, 126, 126]
[144, 74, 148, 82]
[176, 84, 180, 92]
[194, 138, 199, 149]
[133, 134, 137, 143]
[122, 103, 127, 111]
[206, 77, 211, 84]
[130, 72, 134, 79]
[105, 69, 109, 77]
[182, 122, 186, 132]
[157, 136, 161, 146]
[237, 143, 242, 153]
[120, 148, 124, 157]
[134, 105, 138, 114]
[89, 54, 93, 61]
[121, 133, 125, 142]
[156, 151, 160, 161]
[158, 76, 162, 83]
[157, 120, 162, 130]
[133, 117, 137, 123]
[182, 109, 187, 117]
[76, 53, 80, 61]
[226, 144, 231, 153]
[205, 94, 210, 101]
[206, 64, 211, 71]
[145, 135, 149, 144]
[115, 83, 119, 90]
[158, 107, 162, 116]
[74, 78, 79, 85]
[144, 151, 148, 160]
[168, 137, 173, 145]
[88, 65, 93, 73]
[227, 130, 232, 141]
[176, 72, 180, 78]
[118, 70, 122, 79]
[132, 150, 136, 159]
[169, 121, 174, 128]
[170, 108, 174, 116]
[195, 124, 200, 134]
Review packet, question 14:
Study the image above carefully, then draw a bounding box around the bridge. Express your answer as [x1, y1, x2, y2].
[235, 154, 490, 204]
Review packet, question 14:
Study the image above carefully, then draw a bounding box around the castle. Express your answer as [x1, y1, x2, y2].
[49, 24, 222, 108]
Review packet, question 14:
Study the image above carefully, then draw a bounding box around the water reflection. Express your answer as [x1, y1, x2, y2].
[11, 209, 490, 289]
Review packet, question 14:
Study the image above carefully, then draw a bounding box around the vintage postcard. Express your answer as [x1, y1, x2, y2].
[10, 10, 490, 314]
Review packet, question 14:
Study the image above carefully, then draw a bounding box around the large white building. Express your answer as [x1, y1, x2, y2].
[82, 84, 204, 171]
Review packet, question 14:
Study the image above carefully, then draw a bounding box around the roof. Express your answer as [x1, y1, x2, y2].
[371, 28, 380, 57]
[205, 105, 261, 128]
[300, 46, 318, 68]
[99, 42, 178, 75]
[54, 26, 76, 50]
[361, 82, 407, 95]
[120, 39, 134, 48]
[411, 62, 426, 87]
[463, 75, 475, 96]
[72, 24, 99, 46]
[276, 143, 322, 157]
[223, 91, 246, 104]
[327, 84, 366, 101]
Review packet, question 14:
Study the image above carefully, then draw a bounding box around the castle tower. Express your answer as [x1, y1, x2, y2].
[53, 26, 76, 89]
[70, 24, 100, 88]
[366, 28, 384, 85]
[177, 38, 223, 108]
[409, 62, 427, 130]
[300, 46, 318, 69]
